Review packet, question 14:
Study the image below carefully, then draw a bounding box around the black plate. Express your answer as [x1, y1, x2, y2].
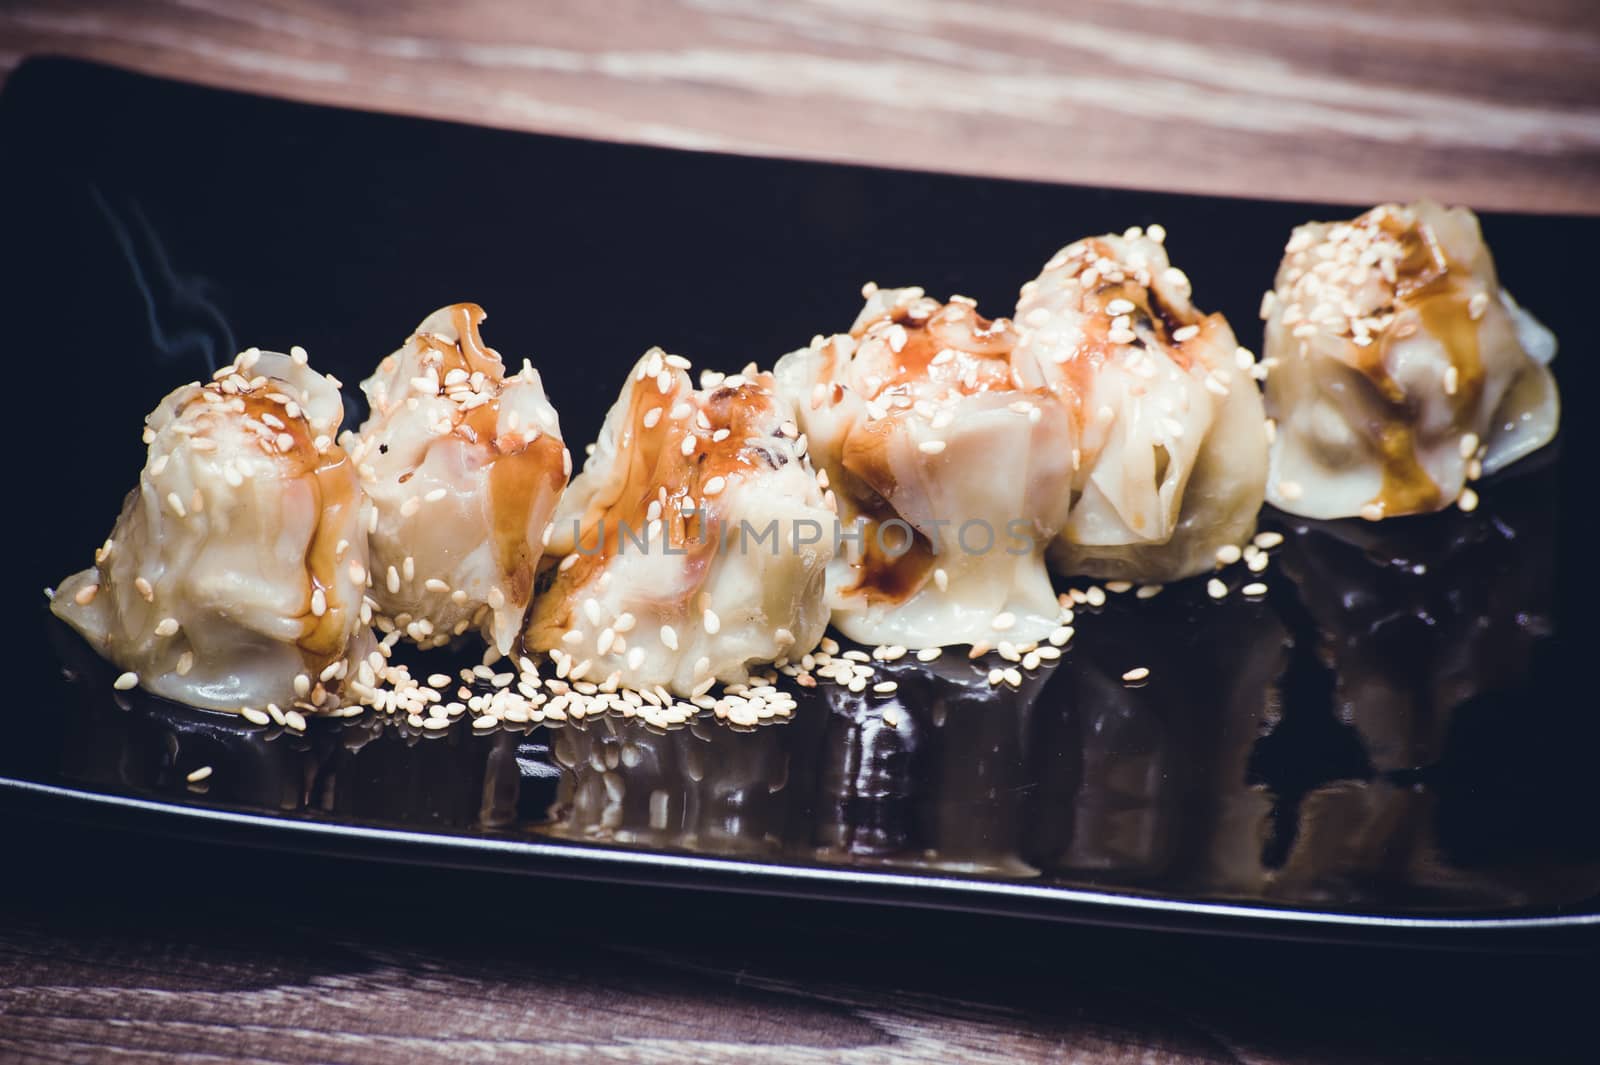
[5, 58, 1598, 946]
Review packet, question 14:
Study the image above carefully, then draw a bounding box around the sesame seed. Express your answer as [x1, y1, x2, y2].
[916, 647, 942, 662]
[991, 612, 1016, 631]
[918, 439, 947, 455]
[703, 608, 721, 635]
[1106, 580, 1133, 594]
[73, 584, 99, 606]
[1207, 578, 1228, 599]
[241, 707, 271, 726]
[185, 766, 212, 784]
[1086, 586, 1107, 607]
[1242, 582, 1268, 597]
[1121, 666, 1150, 683]
[1135, 584, 1162, 600]
[661, 625, 679, 651]
[1458, 487, 1480, 513]
[873, 681, 898, 694]
[933, 568, 949, 592]
[1276, 480, 1303, 501]
[1253, 531, 1284, 550]
[113, 671, 139, 691]
[1048, 626, 1074, 647]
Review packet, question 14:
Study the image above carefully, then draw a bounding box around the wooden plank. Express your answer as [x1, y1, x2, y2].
[1, 0, 1597, 214]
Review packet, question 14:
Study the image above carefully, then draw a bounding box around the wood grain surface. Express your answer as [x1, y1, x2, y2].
[1, 0, 1598, 214]
[0, 827, 1593, 1065]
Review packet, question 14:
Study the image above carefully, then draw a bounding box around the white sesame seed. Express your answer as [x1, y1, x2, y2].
[113, 671, 139, 691]
[1207, 578, 1228, 599]
[661, 625, 679, 651]
[1121, 667, 1150, 683]
[1135, 584, 1162, 600]
[991, 612, 1016, 631]
[1048, 626, 1074, 647]
[1458, 487, 1480, 513]
[918, 439, 947, 455]
[1242, 582, 1268, 597]
[185, 766, 212, 784]
[703, 608, 721, 635]
[915, 647, 942, 662]
[1276, 480, 1303, 501]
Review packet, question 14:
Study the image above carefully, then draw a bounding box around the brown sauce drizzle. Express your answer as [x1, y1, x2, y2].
[1349, 211, 1484, 514]
[184, 386, 359, 678]
[527, 368, 786, 640]
[851, 302, 1020, 400]
[421, 303, 571, 608]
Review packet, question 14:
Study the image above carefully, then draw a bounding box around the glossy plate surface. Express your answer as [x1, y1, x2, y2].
[5, 59, 1597, 942]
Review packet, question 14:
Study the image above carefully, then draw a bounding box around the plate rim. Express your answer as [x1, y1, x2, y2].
[6, 775, 1596, 940]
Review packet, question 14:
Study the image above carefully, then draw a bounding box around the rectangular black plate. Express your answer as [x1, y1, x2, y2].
[5, 58, 1597, 947]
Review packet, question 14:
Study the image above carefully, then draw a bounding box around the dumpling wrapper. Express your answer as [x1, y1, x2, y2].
[1014, 231, 1269, 583]
[775, 288, 1075, 648]
[526, 349, 833, 697]
[52, 349, 374, 714]
[350, 304, 569, 654]
[1260, 201, 1559, 520]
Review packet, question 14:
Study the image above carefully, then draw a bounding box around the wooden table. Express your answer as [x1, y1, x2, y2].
[2, 0, 1598, 215]
[2, 3, 1597, 1061]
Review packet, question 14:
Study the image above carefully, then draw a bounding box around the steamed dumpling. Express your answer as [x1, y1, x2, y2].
[774, 288, 1075, 648]
[51, 348, 374, 714]
[349, 304, 569, 654]
[1260, 201, 1559, 520]
[525, 349, 833, 697]
[1015, 230, 1269, 582]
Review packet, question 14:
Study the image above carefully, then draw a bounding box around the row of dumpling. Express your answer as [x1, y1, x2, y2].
[51, 200, 1559, 720]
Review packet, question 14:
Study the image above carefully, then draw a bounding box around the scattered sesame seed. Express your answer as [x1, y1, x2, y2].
[1207, 578, 1228, 599]
[1242, 582, 1268, 597]
[185, 766, 212, 784]
[113, 672, 139, 691]
[1458, 487, 1480, 513]
[1121, 666, 1150, 683]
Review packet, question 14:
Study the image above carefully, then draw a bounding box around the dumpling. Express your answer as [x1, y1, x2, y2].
[1014, 229, 1269, 582]
[349, 304, 569, 654]
[525, 349, 833, 697]
[773, 287, 1075, 648]
[1260, 201, 1559, 520]
[51, 348, 374, 715]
